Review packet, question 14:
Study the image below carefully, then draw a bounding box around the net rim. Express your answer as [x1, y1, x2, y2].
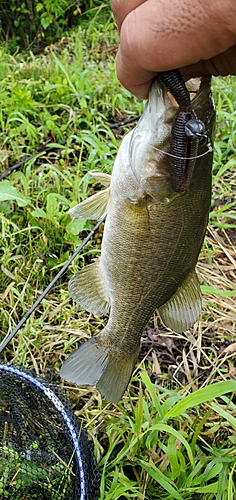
[0, 363, 86, 500]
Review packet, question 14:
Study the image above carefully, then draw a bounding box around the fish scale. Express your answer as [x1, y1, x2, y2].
[60, 76, 215, 403]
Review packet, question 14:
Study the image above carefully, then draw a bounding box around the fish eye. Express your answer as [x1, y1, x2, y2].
[185, 118, 206, 140]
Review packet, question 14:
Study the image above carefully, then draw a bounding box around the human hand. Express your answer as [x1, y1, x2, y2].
[110, 0, 236, 98]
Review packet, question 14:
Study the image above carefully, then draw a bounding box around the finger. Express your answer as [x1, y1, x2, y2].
[110, 0, 146, 31]
[182, 46, 236, 80]
[115, 0, 236, 96]
[115, 49, 155, 98]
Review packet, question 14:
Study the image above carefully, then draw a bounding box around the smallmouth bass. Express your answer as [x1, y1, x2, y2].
[60, 76, 215, 403]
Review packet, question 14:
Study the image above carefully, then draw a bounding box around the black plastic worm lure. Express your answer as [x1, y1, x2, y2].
[157, 69, 206, 193]
[170, 110, 205, 192]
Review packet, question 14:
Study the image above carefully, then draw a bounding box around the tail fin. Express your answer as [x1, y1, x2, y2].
[60, 335, 138, 404]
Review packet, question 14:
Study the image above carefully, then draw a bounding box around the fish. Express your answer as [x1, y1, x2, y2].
[60, 75, 215, 403]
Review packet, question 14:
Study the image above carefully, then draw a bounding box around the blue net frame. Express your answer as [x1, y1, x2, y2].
[0, 364, 100, 500]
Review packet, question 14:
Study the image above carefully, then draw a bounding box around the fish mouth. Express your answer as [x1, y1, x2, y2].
[189, 75, 212, 104]
[186, 75, 215, 145]
[166, 75, 212, 109]
[167, 75, 213, 193]
[130, 75, 213, 199]
[148, 75, 212, 131]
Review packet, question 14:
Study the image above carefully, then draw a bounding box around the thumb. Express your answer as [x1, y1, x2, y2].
[115, 0, 236, 97]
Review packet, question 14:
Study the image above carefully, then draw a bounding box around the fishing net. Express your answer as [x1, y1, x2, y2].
[0, 364, 100, 500]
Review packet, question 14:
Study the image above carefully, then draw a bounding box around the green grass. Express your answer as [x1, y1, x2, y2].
[98, 376, 236, 499]
[0, 10, 236, 500]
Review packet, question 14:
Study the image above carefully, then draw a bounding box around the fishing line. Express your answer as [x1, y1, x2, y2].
[149, 141, 213, 161]
[0, 218, 105, 354]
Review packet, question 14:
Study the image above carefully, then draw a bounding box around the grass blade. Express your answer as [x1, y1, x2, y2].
[164, 381, 236, 419]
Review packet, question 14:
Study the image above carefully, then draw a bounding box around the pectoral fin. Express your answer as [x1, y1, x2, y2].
[158, 269, 202, 333]
[69, 187, 110, 220]
[69, 259, 110, 316]
[89, 171, 111, 188]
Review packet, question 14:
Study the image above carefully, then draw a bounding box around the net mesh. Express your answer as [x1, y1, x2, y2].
[0, 364, 99, 500]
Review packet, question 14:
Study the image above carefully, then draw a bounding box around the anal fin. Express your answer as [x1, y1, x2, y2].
[69, 259, 110, 316]
[158, 269, 202, 333]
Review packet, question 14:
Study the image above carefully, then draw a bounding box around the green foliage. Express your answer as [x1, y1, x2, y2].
[0, 180, 29, 206]
[98, 374, 236, 499]
[0, 0, 110, 52]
